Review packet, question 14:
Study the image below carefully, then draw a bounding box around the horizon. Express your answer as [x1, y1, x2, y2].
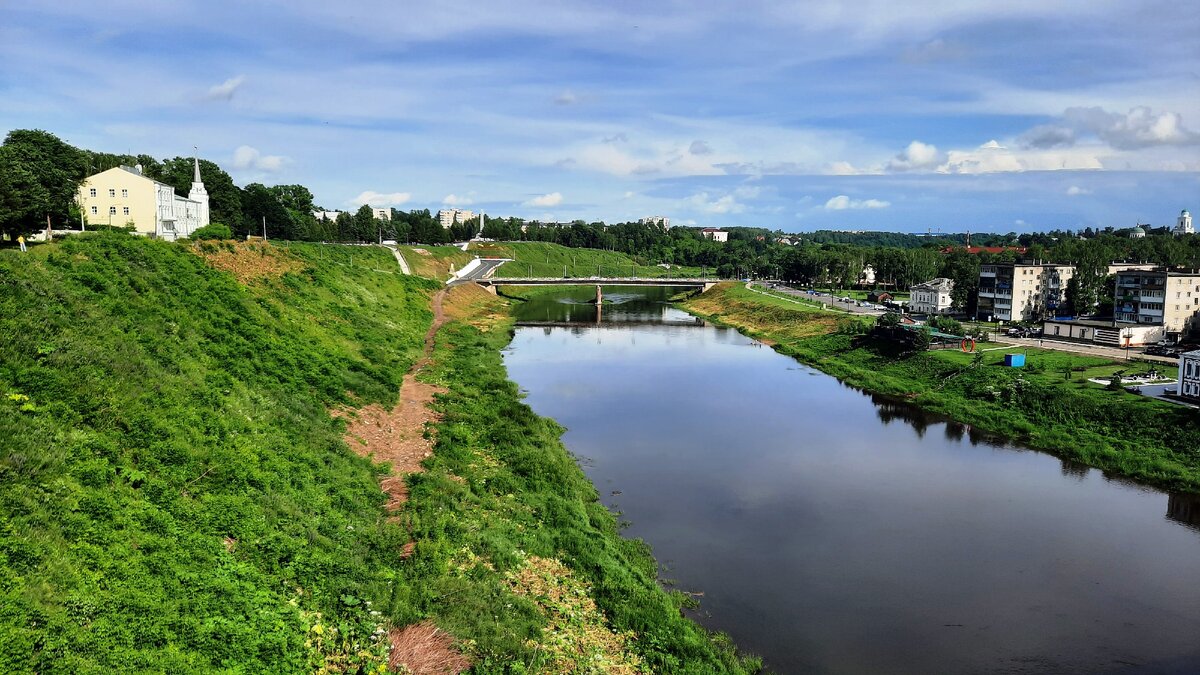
[2, 1, 1197, 232]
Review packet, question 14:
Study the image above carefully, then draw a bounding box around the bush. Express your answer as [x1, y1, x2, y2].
[191, 223, 233, 240]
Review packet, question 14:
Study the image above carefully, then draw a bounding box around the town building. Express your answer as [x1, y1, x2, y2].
[1175, 209, 1194, 236]
[313, 210, 344, 221]
[976, 262, 1074, 322]
[1113, 268, 1200, 344]
[78, 159, 209, 241]
[910, 278, 955, 315]
[438, 209, 475, 229]
[1178, 350, 1200, 401]
[1129, 225, 1147, 239]
[372, 208, 391, 221]
[858, 264, 876, 287]
[639, 216, 670, 229]
[700, 227, 728, 243]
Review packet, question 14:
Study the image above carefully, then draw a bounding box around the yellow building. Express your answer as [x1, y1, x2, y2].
[78, 159, 209, 240]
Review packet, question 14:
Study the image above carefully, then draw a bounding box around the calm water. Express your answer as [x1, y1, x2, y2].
[502, 287, 1200, 674]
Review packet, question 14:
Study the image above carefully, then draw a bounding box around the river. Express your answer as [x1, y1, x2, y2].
[501, 286, 1200, 674]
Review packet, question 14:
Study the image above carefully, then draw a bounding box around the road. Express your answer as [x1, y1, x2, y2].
[751, 282, 885, 316]
[453, 258, 508, 283]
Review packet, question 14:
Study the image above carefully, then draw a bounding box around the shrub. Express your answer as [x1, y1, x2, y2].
[191, 223, 233, 240]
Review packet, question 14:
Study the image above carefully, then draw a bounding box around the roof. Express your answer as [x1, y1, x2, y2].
[89, 166, 201, 203]
[700, 227, 725, 232]
[911, 277, 953, 291]
[1043, 318, 1117, 328]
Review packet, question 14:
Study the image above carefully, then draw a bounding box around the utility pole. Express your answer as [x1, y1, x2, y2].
[262, 216, 267, 241]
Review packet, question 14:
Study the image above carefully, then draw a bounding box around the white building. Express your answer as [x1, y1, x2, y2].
[372, 208, 391, 221]
[437, 209, 475, 229]
[859, 264, 876, 287]
[1179, 350, 1200, 401]
[1175, 209, 1194, 236]
[640, 216, 670, 229]
[78, 159, 209, 241]
[910, 278, 955, 315]
[313, 210, 344, 221]
[1129, 225, 1147, 239]
[977, 262, 1075, 322]
[700, 227, 728, 243]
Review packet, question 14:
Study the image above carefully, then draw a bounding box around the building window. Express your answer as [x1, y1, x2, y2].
[109, 206, 116, 215]
[123, 207, 130, 215]
[121, 189, 128, 198]
[108, 189, 115, 197]
[89, 188, 96, 197]
[90, 206, 97, 215]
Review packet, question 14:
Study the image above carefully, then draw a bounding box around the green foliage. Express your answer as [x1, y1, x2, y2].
[190, 223, 233, 240]
[0, 234, 435, 672]
[927, 315, 964, 336]
[0, 130, 87, 238]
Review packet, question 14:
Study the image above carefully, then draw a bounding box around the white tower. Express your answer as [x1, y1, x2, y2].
[188, 150, 210, 228]
[1176, 209, 1193, 236]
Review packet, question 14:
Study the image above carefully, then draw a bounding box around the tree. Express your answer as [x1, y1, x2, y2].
[0, 130, 87, 237]
[352, 205, 377, 242]
[241, 183, 292, 239]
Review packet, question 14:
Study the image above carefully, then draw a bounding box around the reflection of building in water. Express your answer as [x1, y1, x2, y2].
[1167, 492, 1200, 530]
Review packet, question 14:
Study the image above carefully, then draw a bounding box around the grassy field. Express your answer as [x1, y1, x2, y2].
[469, 241, 704, 279]
[0, 233, 757, 672]
[395, 244, 474, 279]
[685, 283, 1200, 492]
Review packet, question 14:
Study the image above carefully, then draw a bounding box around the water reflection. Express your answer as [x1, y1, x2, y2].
[1168, 492, 1200, 531]
[502, 287, 1200, 674]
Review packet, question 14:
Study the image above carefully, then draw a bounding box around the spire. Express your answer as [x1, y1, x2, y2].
[192, 146, 201, 184]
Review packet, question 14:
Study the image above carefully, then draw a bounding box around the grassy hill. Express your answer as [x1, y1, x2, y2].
[469, 241, 703, 278]
[0, 234, 435, 672]
[0, 235, 757, 673]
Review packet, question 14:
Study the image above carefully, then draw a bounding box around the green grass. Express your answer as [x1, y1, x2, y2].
[470, 241, 704, 279]
[686, 283, 1200, 492]
[0, 233, 437, 673]
[399, 299, 760, 672]
[0, 233, 759, 673]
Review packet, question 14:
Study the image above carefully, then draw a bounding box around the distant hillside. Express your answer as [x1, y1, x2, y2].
[470, 241, 702, 278]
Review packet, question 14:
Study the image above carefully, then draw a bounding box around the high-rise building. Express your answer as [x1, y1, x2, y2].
[640, 216, 670, 228]
[976, 262, 1074, 322]
[437, 209, 475, 229]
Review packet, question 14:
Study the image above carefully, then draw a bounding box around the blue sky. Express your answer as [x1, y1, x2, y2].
[2, 1, 1197, 233]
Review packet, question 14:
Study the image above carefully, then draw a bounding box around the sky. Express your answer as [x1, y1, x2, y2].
[1, 1, 1198, 233]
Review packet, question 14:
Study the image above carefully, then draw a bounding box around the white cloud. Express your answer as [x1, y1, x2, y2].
[204, 75, 245, 102]
[1019, 124, 1076, 149]
[687, 192, 744, 214]
[886, 140, 942, 172]
[554, 89, 578, 105]
[231, 145, 286, 172]
[622, 191, 636, 199]
[1064, 106, 1200, 149]
[1066, 185, 1091, 196]
[442, 193, 473, 206]
[826, 161, 863, 175]
[689, 140, 713, 155]
[524, 192, 563, 207]
[938, 139, 1105, 174]
[824, 195, 890, 210]
[351, 190, 411, 207]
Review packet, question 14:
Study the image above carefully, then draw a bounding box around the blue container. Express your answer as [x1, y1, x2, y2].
[1005, 353, 1026, 368]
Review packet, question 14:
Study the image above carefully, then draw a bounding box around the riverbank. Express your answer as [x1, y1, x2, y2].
[0, 234, 757, 672]
[410, 284, 760, 672]
[683, 283, 1200, 492]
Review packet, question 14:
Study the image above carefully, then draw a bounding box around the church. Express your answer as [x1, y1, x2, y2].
[77, 157, 210, 241]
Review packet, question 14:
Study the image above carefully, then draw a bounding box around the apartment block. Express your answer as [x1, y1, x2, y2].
[1114, 268, 1200, 341]
[976, 262, 1074, 322]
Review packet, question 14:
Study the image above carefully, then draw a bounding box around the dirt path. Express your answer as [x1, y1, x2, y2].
[339, 288, 448, 513]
